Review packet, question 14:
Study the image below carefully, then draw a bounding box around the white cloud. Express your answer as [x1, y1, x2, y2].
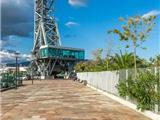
[68, 0, 87, 7]
[1, 0, 31, 8]
[65, 21, 79, 27]
[0, 50, 31, 63]
[142, 10, 160, 18]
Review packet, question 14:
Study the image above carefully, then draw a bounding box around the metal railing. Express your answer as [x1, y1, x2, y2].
[0, 72, 23, 91]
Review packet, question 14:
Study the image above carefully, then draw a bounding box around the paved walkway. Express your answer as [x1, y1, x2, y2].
[1, 80, 150, 120]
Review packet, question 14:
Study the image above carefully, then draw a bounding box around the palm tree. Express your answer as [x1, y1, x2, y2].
[111, 51, 134, 69]
[150, 55, 160, 67]
[155, 55, 160, 66]
[110, 51, 147, 69]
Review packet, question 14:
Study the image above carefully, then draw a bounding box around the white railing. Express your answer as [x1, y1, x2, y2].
[77, 67, 160, 114]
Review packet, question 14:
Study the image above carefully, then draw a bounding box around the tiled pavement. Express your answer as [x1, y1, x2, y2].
[1, 80, 150, 120]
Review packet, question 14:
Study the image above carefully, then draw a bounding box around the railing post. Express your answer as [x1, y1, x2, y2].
[158, 67, 160, 113]
[154, 67, 158, 113]
[126, 69, 129, 100]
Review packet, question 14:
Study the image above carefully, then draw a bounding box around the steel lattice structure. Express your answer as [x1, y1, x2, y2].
[33, 0, 61, 56]
[31, 0, 85, 79]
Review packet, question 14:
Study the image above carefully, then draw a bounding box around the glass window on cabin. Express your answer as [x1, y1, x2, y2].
[48, 48, 51, 57]
[41, 49, 45, 57]
[47, 48, 63, 58]
[68, 50, 76, 58]
[40, 49, 46, 57]
[44, 48, 47, 57]
[48, 48, 56, 57]
[42, 50, 45, 57]
[71, 51, 76, 58]
[62, 50, 70, 58]
[50, 48, 54, 57]
[78, 51, 84, 59]
[57, 49, 62, 58]
[75, 52, 79, 59]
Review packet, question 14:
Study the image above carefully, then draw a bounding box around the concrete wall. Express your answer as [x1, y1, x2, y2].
[77, 71, 119, 95]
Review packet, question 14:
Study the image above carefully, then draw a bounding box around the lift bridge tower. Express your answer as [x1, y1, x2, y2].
[32, 0, 85, 78]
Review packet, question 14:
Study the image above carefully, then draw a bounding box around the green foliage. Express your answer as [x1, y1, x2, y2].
[75, 50, 150, 72]
[110, 51, 134, 69]
[117, 80, 127, 97]
[74, 60, 107, 72]
[150, 55, 160, 67]
[108, 15, 156, 77]
[117, 71, 159, 111]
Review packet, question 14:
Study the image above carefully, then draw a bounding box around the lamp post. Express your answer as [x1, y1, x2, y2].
[15, 52, 20, 89]
[30, 52, 34, 85]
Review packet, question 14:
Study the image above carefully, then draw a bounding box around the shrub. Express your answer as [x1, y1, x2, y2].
[117, 71, 159, 111]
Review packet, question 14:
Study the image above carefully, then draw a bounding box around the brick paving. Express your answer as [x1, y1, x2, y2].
[1, 80, 150, 120]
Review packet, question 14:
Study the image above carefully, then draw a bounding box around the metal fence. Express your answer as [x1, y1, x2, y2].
[0, 72, 23, 91]
[77, 67, 160, 114]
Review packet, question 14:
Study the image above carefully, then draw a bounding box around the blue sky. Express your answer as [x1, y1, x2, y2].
[1, 0, 160, 60]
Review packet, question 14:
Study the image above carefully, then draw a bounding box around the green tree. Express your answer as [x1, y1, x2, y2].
[111, 51, 134, 69]
[108, 15, 156, 77]
[150, 55, 160, 67]
[74, 61, 87, 72]
[155, 55, 160, 66]
[92, 48, 103, 62]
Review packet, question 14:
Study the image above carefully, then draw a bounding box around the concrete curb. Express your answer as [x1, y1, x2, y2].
[87, 84, 160, 120]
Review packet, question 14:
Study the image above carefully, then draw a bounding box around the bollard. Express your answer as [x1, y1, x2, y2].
[83, 80, 87, 86]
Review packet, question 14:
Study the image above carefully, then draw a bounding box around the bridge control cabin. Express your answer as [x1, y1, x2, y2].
[31, 45, 85, 78]
[39, 45, 85, 60]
